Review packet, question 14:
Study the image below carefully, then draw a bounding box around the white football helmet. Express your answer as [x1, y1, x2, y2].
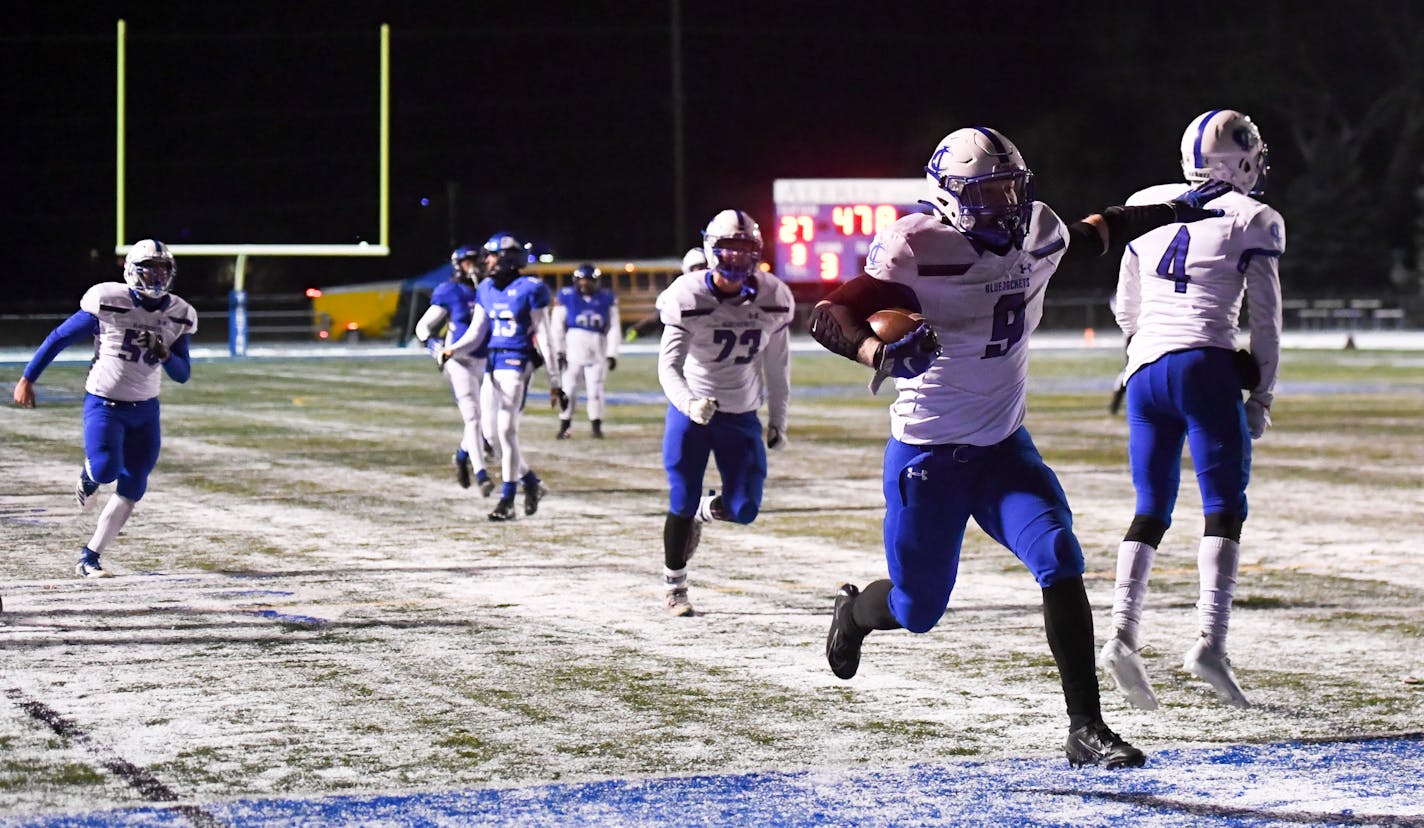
[924, 127, 1034, 247]
[1181, 109, 1268, 196]
[123, 239, 175, 299]
[682, 246, 708, 273]
[701, 210, 762, 282]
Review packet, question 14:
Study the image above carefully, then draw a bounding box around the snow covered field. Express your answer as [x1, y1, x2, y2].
[2, 344, 1422, 826]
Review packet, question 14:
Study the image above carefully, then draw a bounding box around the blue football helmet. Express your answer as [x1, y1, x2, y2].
[483, 233, 525, 277]
[573, 262, 601, 295]
[450, 245, 483, 282]
[123, 239, 176, 299]
[924, 127, 1034, 248]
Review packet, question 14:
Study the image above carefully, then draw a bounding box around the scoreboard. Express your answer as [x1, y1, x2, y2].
[772, 178, 925, 286]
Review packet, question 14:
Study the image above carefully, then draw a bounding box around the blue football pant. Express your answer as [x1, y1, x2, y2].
[1126, 347, 1251, 525]
[662, 405, 766, 522]
[82, 394, 161, 502]
[882, 426, 1084, 634]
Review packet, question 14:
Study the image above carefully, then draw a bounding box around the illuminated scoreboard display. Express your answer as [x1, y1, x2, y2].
[772, 178, 924, 285]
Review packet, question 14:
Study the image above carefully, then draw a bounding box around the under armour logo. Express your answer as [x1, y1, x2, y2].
[905, 468, 929, 481]
[1018, 262, 1033, 274]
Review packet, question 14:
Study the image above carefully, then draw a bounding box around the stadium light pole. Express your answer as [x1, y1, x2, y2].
[670, 0, 686, 252]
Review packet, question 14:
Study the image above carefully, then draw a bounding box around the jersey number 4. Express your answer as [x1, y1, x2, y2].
[1155, 226, 1192, 293]
[712, 329, 761, 364]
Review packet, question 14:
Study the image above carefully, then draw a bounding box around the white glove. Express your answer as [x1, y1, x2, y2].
[1245, 398, 1271, 439]
[688, 397, 718, 426]
[766, 425, 788, 451]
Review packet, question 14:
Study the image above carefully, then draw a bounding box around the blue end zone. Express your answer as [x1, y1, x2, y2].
[9, 735, 1421, 827]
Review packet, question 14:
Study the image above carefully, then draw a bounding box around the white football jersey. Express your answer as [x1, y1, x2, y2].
[866, 204, 1070, 446]
[1115, 184, 1284, 404]
[656, 271, 794, 426]
[80, 282, 198, 402]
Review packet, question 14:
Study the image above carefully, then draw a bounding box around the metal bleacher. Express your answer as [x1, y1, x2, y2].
[1286, 297, 1408, 331]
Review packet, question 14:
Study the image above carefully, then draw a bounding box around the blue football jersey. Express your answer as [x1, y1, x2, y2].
[555, 286, 618, 334]
[430, 280, 486, 356]
[478, 275, 552, 352]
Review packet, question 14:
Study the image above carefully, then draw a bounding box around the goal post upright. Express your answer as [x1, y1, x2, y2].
[114, 20, 392, 357]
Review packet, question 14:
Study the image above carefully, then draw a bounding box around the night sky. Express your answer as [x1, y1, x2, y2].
[6, 1, 1422, 305]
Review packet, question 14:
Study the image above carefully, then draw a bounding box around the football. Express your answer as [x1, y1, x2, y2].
[868, 308, 925, 342]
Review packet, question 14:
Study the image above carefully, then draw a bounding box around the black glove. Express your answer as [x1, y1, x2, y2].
[606, 356, 617, 372]
[556, 353, 568, 373]
[1168, 179, 1233, 223]
[139, 331, 169, 362]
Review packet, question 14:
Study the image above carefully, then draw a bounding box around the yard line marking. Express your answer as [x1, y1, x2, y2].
[4, 687, 227, 828]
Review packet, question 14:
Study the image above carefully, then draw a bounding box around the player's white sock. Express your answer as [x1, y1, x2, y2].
[1111, 541, 1157, 649]
[1196, 536, 1240, 652]
[88, 495, 135, 555]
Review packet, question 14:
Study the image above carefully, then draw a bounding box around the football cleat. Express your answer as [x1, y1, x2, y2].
[477, 473, 495, 498]
[695, 490, 727, 523]
[488, 498, 517, 522]
[1099, 638, 1160, 711]
[664, 587, 695, 617]
[523, 481, 547, 516]
[826, 584, 869, 680]
[453, 453, 472, 489]
[556, 420, 572, 440]
[75, 547, 113, 579]
[1183, 638, 1250, 707]
[1066, 720, 1146, 769]
[591, 419, 604, 439]
[75, 469, 100, 511]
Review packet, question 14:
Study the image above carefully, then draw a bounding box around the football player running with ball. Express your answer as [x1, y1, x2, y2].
[12, 240, 197, 578]
[1099, 110, 1284, 711]
[656, 210, 794, 617]
[808, 126, 1231, 768]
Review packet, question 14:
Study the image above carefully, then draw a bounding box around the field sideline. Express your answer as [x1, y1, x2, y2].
[2, 342, 1423, 826]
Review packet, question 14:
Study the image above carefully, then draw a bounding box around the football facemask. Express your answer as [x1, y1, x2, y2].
[123, 240, 175, 299]
[925, 127, 1035, 248]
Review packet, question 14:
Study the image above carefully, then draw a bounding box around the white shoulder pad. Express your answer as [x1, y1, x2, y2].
[165, 294, 199, 335]
[80, 282, 133, 315]
[1124, 183, 1188, 208]
[1022, 202, 1068, 260]
[656, 273, 708, 326]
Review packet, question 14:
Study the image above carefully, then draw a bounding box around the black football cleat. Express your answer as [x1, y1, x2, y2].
[1065, 720, 1146, 769]
[523, 481, 547, 516]
[488, 497, 516, 522]
[826, 584, 869, 680]
[453, 453, 473, 489]
[591, 419, 604, 439]
[556, 420, 572, 440]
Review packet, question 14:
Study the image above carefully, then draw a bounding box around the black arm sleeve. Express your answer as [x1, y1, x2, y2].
[807, 274, 921, 361]
[1065, 203, 1177, 261]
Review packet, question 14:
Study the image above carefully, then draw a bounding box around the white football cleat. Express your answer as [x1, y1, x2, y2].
[75, 548, 113, 579]
[1098, 638, 1159, 711]
[1183, 638, 1250, 707]
[664, 587, 695, 617]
